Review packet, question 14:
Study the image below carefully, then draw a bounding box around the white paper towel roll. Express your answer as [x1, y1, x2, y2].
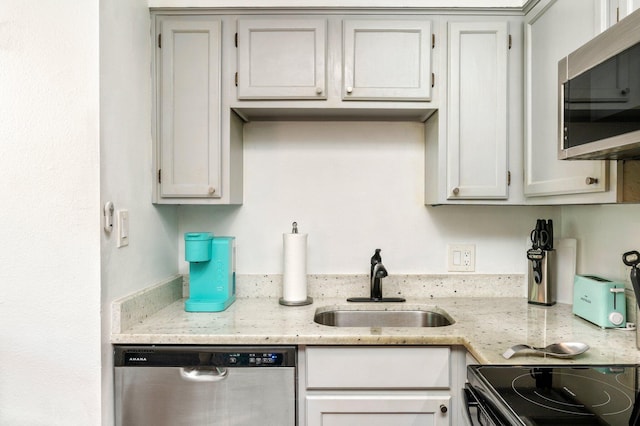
[282, 232, 308, 302]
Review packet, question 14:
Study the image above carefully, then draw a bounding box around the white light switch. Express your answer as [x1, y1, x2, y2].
[117, 209, 129, 248]
[447, 244, 475, 272]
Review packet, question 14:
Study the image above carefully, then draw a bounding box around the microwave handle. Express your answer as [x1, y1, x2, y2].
[558, 57, 568, 158]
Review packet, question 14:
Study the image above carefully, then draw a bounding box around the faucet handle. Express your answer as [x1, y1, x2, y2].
[374, 264, 388, 278]
[371, 248, 382, 265]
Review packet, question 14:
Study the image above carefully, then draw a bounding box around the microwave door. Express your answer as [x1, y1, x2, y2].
[560, 38, 640, 159]
[568, 53, 631, 105]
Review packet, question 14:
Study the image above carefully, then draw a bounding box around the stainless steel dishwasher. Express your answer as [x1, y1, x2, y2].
[114, 345, 296, 426]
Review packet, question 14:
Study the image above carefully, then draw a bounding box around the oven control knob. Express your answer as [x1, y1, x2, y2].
[609, 311, 624, 326]
[439, 404, 448, 414]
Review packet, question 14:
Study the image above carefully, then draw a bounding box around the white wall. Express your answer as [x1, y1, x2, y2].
[0, 2, 101, 424]
[561, 204, 640, 282]
[99, 0, 179, 425]
[179, 121, 558, 276]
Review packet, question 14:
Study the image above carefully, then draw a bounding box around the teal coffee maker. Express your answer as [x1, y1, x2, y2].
[184, 232, 236, 312]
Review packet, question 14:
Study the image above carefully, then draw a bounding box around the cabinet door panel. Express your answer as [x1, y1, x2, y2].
[447, 21, 508, 199]
[237, 19, 327, 99]
[306, 346, 450, 389]
[343, 20, 432, 101]
[159, 18, 221, 198]
[307, 395, 450, 426]
[524, 0, 607, 197]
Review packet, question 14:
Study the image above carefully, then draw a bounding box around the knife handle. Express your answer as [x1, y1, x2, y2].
[623, 250, 640, 267]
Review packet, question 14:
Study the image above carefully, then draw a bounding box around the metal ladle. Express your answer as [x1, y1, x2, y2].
[502, 342, 589, 359]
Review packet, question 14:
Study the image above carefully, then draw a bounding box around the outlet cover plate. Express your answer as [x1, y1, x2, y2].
[447, 244, 475, 272]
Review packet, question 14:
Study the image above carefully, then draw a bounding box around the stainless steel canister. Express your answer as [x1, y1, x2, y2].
[528, 249, 556, 306]
[636, 303, 640, 349]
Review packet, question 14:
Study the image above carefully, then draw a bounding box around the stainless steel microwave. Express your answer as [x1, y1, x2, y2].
[558, 8, 640, 160]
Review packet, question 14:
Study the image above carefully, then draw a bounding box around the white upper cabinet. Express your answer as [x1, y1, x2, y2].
[523, 0, 640, 204]
[342, 20, 433, 101]
[605, 0, 640, 27]
[233, 16, 436, 117]
[158, 17, 222, 199]
[153, 15, 243, 205]
[446, 21, 509, 200]
[425, 18, 518, 205]
[236, 18, 327, 99]
[524, 0, 608, 199]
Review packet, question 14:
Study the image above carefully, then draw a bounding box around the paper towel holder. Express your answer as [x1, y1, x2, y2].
[279, 221, 313, 306]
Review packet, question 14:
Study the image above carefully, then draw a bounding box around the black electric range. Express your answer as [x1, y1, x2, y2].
[466, 365, 640, 425]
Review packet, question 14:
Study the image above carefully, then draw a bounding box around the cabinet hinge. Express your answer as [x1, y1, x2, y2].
[235, 72, 238, 87]
[508, 34, 512, 50]
[158, 169, 162, 184]
[431, 73, 435, 88]
[432, 34, 435, 49]
[507, 171, 511, 186]
[235, 32, 238, 48]
[158, 34, 161, 48]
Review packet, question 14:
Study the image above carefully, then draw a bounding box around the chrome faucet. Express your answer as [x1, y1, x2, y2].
[370, 248, 388, 300]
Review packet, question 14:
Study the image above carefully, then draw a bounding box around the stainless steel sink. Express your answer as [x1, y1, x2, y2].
[313, 307, 454, 327]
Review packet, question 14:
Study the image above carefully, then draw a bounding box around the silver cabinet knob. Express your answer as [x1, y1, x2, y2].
[585, 177, 599, 185]
[346, 86, 353, 94]
[208, 187, 216, 195]
[452, 187, 460, 195]
[439, 404, 448, 414]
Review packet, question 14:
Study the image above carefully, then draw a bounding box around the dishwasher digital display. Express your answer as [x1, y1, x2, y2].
[225, 353, 283, 366]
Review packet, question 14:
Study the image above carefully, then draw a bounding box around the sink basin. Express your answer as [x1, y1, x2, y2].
[313, 307, 454, 327]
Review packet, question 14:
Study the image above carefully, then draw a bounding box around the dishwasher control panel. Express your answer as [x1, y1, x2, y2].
[114, 345, 296, 367]
[226, 352, 282, 366]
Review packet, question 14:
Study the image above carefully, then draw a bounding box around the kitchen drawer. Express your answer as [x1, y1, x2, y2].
[305, 346, 450, 389]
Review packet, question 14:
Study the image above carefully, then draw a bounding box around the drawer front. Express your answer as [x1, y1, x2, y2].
[306, 395, 451, 426]
[306, 346, 450, 389]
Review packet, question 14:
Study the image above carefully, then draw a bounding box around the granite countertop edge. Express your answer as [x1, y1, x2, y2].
[111, 295, 640, 365]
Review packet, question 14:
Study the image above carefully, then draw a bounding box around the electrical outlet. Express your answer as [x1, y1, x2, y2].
[447, 244, 475, 272]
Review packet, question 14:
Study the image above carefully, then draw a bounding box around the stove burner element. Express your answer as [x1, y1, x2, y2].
[467, 365, 640, 425]
[512, 370, 634, 418]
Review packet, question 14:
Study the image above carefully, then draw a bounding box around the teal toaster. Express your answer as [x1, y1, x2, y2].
[573, 274, 626, 328]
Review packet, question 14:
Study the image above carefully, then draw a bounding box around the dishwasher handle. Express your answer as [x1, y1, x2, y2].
[180, 367, 228, 382]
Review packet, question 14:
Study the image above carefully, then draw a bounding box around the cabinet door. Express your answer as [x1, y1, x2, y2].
[524, 0, 607, 197]
[343, 20, 432, 101]
[158, 17, 221, 198]
[446, 21, 509, 199]
[307, 395, 451, 426]
[608, 0, 640, 26]
[236, 18, 327, 99]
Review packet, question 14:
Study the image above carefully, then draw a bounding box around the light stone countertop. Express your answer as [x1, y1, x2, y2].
[112, 285, 640, 365]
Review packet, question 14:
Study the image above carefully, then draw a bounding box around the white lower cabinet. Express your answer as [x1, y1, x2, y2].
[300, 346, 454, 426]
[306, 395, 450, 426]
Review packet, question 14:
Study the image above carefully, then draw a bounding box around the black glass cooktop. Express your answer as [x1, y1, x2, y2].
[468, 365, 640, 425]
